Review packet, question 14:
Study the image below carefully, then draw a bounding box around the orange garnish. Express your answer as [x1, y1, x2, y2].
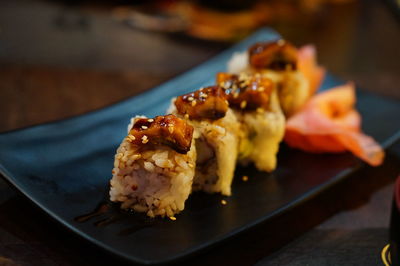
[284, 83, 384, 166]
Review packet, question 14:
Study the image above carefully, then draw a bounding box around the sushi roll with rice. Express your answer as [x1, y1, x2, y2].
[109, 114, 196, 218]
[228, 40, 310, 117]
[216, 72, 285, 172]
[169, 86, 240, 196]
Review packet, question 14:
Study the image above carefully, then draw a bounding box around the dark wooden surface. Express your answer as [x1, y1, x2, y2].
[0, 0, 399, 265]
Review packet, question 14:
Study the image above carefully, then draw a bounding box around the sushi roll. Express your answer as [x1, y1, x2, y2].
[168, 86, 240, 196]
[216, 72, 285, 172]
[109, 114, 196, 218]
[228, 40, 310, 117]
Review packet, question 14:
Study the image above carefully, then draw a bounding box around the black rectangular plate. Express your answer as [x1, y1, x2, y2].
[0, 29, 399, 265]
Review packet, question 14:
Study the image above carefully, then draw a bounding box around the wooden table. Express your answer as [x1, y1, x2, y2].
[0, 0, 399, 265]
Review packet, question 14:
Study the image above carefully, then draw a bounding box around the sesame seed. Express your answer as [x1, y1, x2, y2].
[242, 175, 248, 181]
[191, 100, 197, 106]
[168, 126, 174, 134]
[126, 135, 136, 142]
[199, 92, 207, 98]
[256, 108, 264, 114]
[141, 135, 148, 144]
[258, 86, 265, 92]
[141, 126, 148, 130]
[188, 96, 194, 101]
[148, 119, 154, 122]
[240, 101, 247, 109]
[219, 82, 225, 87]
[221, 200, 227, 205]
[184, 114, 189, 119]
[169, 216, 176, 221]
[188, 163, 194, 168]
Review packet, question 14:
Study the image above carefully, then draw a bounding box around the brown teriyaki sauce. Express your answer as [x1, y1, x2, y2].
[74, 200, 159, 236]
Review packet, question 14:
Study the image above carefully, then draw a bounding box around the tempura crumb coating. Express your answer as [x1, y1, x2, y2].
[237, 91, 285, 171]
[168, 86, 240, 196]
[227, 40, 311, 117]
[217, 72, 285, 172]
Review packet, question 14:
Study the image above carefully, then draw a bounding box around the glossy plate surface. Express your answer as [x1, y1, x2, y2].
[0, 29, 399, 265]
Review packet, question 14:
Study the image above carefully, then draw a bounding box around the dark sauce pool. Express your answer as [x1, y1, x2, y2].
[74, 200, 159, 236]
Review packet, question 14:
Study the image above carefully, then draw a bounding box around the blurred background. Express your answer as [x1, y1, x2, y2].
[0, 0, 399, 133]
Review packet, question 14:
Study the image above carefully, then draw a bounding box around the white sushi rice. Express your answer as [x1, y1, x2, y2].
[189, 110, 239, 196]
[109, 123, 196, 218]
